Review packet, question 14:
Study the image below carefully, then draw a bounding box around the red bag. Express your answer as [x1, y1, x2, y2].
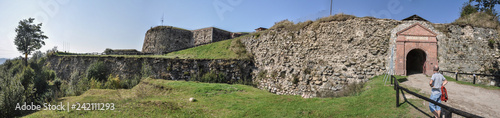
[441, 86, 448, 102]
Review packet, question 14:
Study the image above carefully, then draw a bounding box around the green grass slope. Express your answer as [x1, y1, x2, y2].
[163, 37, 249, 59]
[56, 37, 252, 60]
[26, 75, 414, 117]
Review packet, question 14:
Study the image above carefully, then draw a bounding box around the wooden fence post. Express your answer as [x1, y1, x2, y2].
[395, 76, 399, 107]
[442, 108, 453, 118]
[473, 74, 476, 84]
[455, 72, 458, 81]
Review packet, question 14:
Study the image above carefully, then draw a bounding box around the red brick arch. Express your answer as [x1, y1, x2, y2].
[395, 23, 438, 76]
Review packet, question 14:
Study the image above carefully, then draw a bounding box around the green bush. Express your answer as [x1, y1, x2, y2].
[86, 61, 109, 81]
[120, 75, 141, 89]
[104, 75, 121, 89]
[0, 74, 26, 117]
[103, 48, 113, 55]
[461, 2, 478, 17]
[0, 57, 56, 117]
[89, 78, 102, 89]
[191, 71, 226, 83]
[65, 71, 89, 96]
[489, 39, 496, 49]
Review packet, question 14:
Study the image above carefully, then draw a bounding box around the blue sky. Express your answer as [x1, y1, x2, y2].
[0, 0, 475, 58]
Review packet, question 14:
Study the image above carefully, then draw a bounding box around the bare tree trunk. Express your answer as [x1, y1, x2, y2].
[24, 53, 28, 66]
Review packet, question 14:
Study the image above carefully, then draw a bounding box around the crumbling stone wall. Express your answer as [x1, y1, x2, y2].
[193, 27, 233, 46]
[437, 25, 500, 85]
[242, 17, 500, 98]
[212, 28, 232, 42]
[142, 26, 194, 54]
[46, 56, 253, 84]
[242, 17, 401, 98]
[144, 26, 238, 53]
[193, 27, 213, 46]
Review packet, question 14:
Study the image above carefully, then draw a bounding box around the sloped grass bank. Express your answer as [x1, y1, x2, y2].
[164, 37, 251, 59]
[26, 75, 414, 117]
[55, 37, 252, 60]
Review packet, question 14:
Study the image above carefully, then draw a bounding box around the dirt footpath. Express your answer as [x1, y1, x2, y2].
[399, 74, 500, 118]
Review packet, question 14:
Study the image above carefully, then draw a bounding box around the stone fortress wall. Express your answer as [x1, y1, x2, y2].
[143, 26, 246, 54]
[437, 25, 499, 85]
[50, 15, 500, 98]
[142, 26, 193, 54]
[47, 55, 254, 84]
[242, 16, 500, 98]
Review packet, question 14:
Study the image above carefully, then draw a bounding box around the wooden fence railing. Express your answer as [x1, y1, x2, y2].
[392, 75, 483, 118]
[441, 70, 499, 84]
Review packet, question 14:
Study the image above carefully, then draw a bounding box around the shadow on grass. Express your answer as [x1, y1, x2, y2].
[398, 89, 433, 118]
[397, 78, 408, 83]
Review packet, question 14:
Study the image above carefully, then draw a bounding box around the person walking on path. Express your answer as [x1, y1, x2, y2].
[429, 65, 448, 118]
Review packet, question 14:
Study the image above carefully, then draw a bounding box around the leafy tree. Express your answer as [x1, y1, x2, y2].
[14, 18, 48, 66]
[86, 61, 109, 81]
[104, 48, 113, 55]
[469, 0, 500, 16]
[461, 2, 479, 17]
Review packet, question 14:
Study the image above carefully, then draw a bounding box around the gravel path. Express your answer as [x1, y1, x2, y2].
[399, 74, 500, 118]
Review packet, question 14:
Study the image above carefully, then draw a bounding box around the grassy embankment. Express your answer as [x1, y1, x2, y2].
[26, 75, 419, 117]
[56, 36, 252, 60]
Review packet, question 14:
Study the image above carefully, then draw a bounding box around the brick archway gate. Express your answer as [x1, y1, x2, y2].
[395, 23, 438, 76]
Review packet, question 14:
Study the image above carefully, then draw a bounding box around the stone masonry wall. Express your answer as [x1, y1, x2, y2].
[212, 28, 232, 42]
[437, 25, 500, 85]
[142, 26, 193, 54]
[242, 17, 401, 98]
[46, 56, 253, 84]
[193, 27, 213, 46]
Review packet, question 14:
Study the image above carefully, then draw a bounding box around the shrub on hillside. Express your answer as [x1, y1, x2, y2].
[461, 2, 478, 17]
[65, 71, 89, 96]
[0, 57, 56, 117]
[317, 13, 356, 22]
[120, 75, 141, 89]
[200, 71, 226, 83]
[269, 13, 357, 31]
[452, 12, 500, 29]
[104, 75, 121, 89]
[0, 74, 26, 117]
[189, 71, 226, 83]
[230, 38, 253, 60]
[86, 61, 109, 81]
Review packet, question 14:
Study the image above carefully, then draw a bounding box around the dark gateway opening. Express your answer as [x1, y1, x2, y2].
[406, 49, 426, 75]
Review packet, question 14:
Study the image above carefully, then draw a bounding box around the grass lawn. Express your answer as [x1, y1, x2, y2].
[25, 75, 416, 117]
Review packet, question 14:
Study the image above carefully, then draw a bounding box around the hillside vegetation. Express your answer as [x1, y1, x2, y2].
[452, 12, 500, 29]
[26, 75, 416, 117]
